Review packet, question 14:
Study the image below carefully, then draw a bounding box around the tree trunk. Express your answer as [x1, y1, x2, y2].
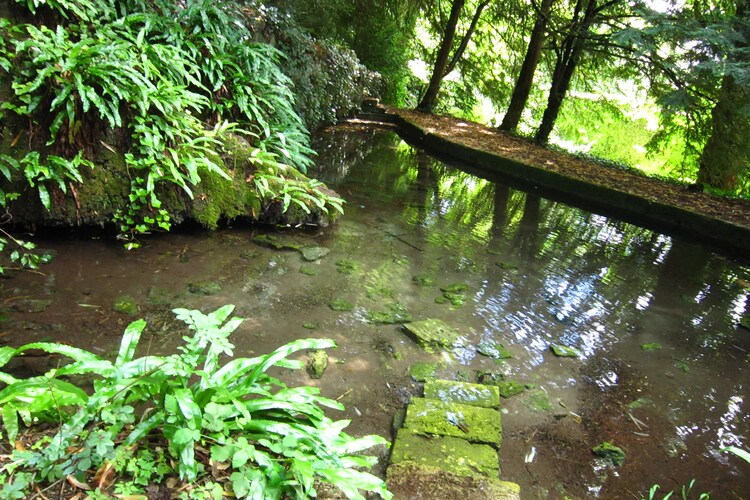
[697, 0, 750, 192]
[534, 0, 598, 144]
[500, 0, 556, 132]
[443, 0, 490, 77]
[417, 0, 465, 112]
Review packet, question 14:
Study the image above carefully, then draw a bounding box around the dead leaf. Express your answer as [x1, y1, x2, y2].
[66, 474, 92, 491]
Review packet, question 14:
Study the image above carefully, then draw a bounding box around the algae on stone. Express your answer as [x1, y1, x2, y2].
[390, 428, 499, 477]
[329, 299, 354, 312]
[403, 319, 459, 351]
[403, 397, 501, 447]
[522, 388, 552, 413]
[550, 344, 581, 358]
[424, 380, 500, 409]
[410, 362, 437, 382]
[386, 463, 521, 500]
[366, 303, 412, 324]
[252, 233, 303, 251]
[640, 342, 663, 351]
[300, 245, 330, 262]
[335, 259, 361, 275]
[306, 349, 328, 379]
[592, 441, 625, 466]
[496, 380, 525, 399]
[112, 295, 137, 315]
[413, 274, 436, 286]
[299, 265, 319, 276]
[476, 341, 512, 360]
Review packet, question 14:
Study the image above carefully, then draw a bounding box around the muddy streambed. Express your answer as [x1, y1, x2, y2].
[2, 126, 749, 498]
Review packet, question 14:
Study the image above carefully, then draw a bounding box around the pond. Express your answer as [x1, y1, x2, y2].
[2, 125, 749, 498]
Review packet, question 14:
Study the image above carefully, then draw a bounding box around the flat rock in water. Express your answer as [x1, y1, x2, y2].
[386, 463, 521, 500]
[424, 379, 500, 409]
[402, 319, 459, 350]
[403, 397, 501, 447]
[300, 245, 330, 261]
[550, 344, 581, 358]
[390, 428, 499, 477]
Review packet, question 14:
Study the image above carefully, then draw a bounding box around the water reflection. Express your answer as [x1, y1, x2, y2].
[312, 126, 750, 497]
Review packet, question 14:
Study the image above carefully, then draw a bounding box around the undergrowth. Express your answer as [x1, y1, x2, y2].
[0, 304, 391, 499]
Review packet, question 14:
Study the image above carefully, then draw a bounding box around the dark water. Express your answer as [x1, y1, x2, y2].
[2, 125, 749, 498]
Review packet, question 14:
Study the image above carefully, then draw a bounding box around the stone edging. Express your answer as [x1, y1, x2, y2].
[357, 110, 750, 259]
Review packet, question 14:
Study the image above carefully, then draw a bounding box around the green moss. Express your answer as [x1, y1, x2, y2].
[440, 283, 469, 294]
[146, 286, 174, 306]
[496, 381, 525, 399]
[335, 259, 361, 275]
[329, 299, 354, 311]
[366, 303, 412, 324]
[403, 319, 460, 351]
[592, 441, 625, 466]
[550, 344, 581, 358]
[300, 245, 330, 262]
[424, 380, 500, 409]
[306, 349, 328, 379]
[252, 233, 303, 251]
[640, 342, 663, 351]
[188, 281, 221, 295]
[299, 265, 319, 276]
[410, 362, 437, 381]
[404, 397, 502, 447]
[476, 341, 512, 359]
[390, 428, 499, 478]
[522, 389, 552, 413]
[302, 322, 318, 330]
[192, 168, 248, 229]
[739, 315, 750, 330]
[386, 463, 521, 499]
[413, 274, 436, 286]
[627, 397, 652, 410]
[113, 295, 138, 315]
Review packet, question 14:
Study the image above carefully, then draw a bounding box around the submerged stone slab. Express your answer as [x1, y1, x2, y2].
[404, 397, 501, 447]
[390, 428, 498, 477]
[402, 319, 459, 350]
[386, 463, 521, 500]
[424, 379, 500, 409]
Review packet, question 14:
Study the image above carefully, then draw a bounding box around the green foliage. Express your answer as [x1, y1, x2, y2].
[642, 479, 709, 500]
[0, 305, 392, 499]
[0, 0, 339, 247]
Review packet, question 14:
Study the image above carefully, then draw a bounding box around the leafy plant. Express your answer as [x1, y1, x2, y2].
[0, 305, 391, 499]
[643, 480, 709, 500]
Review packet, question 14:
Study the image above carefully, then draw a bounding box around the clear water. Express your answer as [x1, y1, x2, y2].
[2, 125, 749, 498]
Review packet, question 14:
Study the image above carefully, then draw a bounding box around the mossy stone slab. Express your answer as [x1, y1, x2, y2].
[424, 379, 500, 409]
[387, 463, 521, 500]
[409, 362, 437, 382]
[390, 428, 499, 478]
[404, 397, 501, 447]
[403, 319, 459, 350]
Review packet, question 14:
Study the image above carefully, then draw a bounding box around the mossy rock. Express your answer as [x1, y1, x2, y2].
[410, 362, 437, 382]
[112, 295, 138, 315]
[522, 388, 552, 413]
[440, 283, 469, 294]
[146, 286, 175, 306]
[329, 299, 354, 312]
[640, 342, 663, 351]
[413, 274, 436, 286]
[496, 380, 525, 399]
[476, 341, 512, 360]
[335, 259, 361, 275]
[424, 379, 500, 409]
[300, 245, 330, 262]
[306, 349, 328, 379]
[302, 322, 318, 330]
[550, 344, 581, 358]
[299, 265, 319, 276]
[403, 397, 502, 447]
[187, 281, 221, 296]
[390, 428, 499, 478]
[386, 463, 521, 500]
[403, 319, 460, 351]
[366, 303, 412, 325]
[592, 441, 626, 466]
[252, 233, 303, 251]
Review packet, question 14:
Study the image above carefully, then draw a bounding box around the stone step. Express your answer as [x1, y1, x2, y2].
[386, 463, 521, 500]
[390, 427, 499, 477]
[401, 318, 460, 351]
[403, 397, 502, 447]
[424, 379, 500, 409]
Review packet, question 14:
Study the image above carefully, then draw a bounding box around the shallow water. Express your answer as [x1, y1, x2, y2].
[2, 125, 749, 498]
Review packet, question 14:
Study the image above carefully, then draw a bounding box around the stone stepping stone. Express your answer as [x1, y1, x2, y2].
[390, 428, 498, 477]
[386, 462, 521, 500]
[424, 379, 500, 409]
[403, 397, 501, 447]
[402, 318, 459, 350]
